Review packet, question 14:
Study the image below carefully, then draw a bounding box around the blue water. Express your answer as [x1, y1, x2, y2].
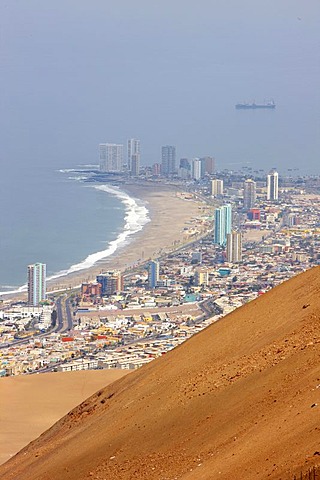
[0, 164, 149, 292]
[0, 165, 128, 290]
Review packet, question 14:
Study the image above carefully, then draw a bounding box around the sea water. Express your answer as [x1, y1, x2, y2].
[0, 165, 149, 294]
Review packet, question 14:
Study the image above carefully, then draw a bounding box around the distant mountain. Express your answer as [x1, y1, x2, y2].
[1, 267, 320, 480]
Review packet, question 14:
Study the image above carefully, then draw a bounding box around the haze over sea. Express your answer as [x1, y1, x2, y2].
[1, 1, 319, 291]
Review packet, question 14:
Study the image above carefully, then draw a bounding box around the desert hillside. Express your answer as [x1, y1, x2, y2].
[0, 369, 129, 465]
[1, 267, 320, 480]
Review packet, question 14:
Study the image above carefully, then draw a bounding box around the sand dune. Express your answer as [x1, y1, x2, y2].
[0, 370, 129, 465]
[1, 267, 320, 479]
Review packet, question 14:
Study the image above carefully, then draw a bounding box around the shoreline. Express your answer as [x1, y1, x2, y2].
[0, 183, 150, 297]
[2, 182, 206, 301]
[46, 183, 151, 287]
[46, 182, 205, 292]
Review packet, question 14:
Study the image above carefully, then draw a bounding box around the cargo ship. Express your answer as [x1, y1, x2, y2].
[235, 100, 276, 109]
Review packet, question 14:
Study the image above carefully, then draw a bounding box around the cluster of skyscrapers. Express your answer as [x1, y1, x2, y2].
[160, 146, 215, 179]
[211, 169, 278, 264]
[99, 139, 141, 176]
[99, 141, 215, 180]
[96, 271, 123, 296]
[211, 170, 279, 208]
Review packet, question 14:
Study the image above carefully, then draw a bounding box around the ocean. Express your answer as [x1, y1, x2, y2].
[0, 166, 149, 294]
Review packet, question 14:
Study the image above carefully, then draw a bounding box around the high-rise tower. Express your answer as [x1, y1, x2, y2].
[267, 170, 279, 201]
[127, 139, 140, 172]
[28, 263, 46, 306]
[99, 143, 124, 172]
[210, 179, 224, 196]
[201, 156, 215, 175]
[243, 179, 256, 210]
[192, 158, 202, 180]
[130, 154, 140, 176]
[161, 145, 176, 176]
[148, 261, 160, 289]
[214, 204, 232, 246]
[226, 231, 242, 263]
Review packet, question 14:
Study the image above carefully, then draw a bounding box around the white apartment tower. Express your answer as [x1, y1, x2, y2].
[99, 143, 124, 172]
[226, 232, 242, 263]
[192, 158, 202, 180]
[28, 263, 46, 306]
[211, 179, 224, 196]
[127, 138, 140, 172]
[267, 170, 279, 201]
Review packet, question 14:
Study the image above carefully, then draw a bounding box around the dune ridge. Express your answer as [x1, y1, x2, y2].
[1, 267, 320, 479]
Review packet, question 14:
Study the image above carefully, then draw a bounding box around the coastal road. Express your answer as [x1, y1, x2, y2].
[0, 296, 75, 351]
[55, 296, 74, 333]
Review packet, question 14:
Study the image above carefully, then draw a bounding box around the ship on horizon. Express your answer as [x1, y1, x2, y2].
[235, 100, 276, 109]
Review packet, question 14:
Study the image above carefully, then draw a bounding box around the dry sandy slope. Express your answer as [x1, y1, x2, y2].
[1, 267, 320, 480]
[0, 370, 129, 465]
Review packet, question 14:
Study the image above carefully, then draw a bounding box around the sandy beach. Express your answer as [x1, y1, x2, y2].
[45, 182, 207, 293]
[1, 182, 206, 301]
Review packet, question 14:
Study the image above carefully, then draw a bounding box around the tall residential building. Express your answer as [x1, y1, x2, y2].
[28, 263, 46, 306]
[226, 231, 242, 263]
[192, 158, 202, 180]
[127, 138, 140, 172]
[243, 179, 256, 210]
[201, 156, 215, 175]
[99, 143, 124, 172]
[267, 170, 279, 200]
[214, 204, 232, 246]
[148, 260, 159, 289]
[130, 153, 140, 176]
[210, 179, 224, 196]
[161, 145, 176, 175]
[96, 271, 123, 296]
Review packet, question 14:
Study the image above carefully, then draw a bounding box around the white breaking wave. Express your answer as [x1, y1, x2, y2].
[76, 164, 99, 168]
[0, 283, 28, 296]
[68, 176, 88, 181]
[0, 184, 150, 297]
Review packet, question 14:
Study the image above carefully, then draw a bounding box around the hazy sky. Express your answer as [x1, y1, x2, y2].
[1, 0, 319, 167]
